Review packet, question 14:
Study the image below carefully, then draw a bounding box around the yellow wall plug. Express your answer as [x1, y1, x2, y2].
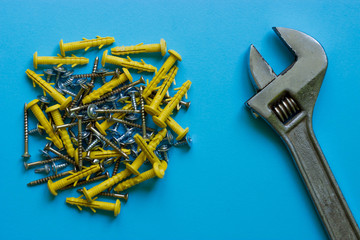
[81, 68, 133, 104]
[26, 69, 72, 110]
[101, 50, 157, 73]
[74, 148, 130, 162]
[114, 161, 167, 192]
[153, 80, 192, 128]
[142, 50, 182, 99]
[166, 115, 189, 141]
[133, 134, 164, 178]
[111, 39, 167, 56]
[66, 197, 121, 216]
[33, 52, 89, 69]
[144, 66, 178, 116]
[46, 104, 75, 157]
[60, 36, 115, 56]
[82, 129, 167, 202]
[26, 99, 63, 149]
[48, 164, 102, 196]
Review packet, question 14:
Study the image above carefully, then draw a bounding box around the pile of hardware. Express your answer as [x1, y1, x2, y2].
[22, 36, 192, 216]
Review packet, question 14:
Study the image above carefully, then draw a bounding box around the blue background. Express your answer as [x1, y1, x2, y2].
[1, 0, 360, 239]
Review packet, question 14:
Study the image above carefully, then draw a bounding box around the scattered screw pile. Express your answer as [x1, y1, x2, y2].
[23, 36, 192, 217]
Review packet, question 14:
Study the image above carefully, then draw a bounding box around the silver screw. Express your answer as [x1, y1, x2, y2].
[158, 145, 170, 162]
[52, 162, 69, 174]
[53, 66, 66, 84]
[126, 87, 139, 111]
[174, 135, 192, 148]
[37, 95, 51, 110]
[28, 123, 44, 136]
[43, 69, 56, 83]
[34, 164, 51, 174]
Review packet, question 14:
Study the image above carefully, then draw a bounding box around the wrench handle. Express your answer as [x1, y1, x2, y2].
[283, 117, 360, 239]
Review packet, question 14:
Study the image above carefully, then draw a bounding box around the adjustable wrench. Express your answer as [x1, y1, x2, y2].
[246, 27, 360, 239]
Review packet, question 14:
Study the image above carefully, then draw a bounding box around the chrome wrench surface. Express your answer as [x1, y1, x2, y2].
[246, 27, 360, 239]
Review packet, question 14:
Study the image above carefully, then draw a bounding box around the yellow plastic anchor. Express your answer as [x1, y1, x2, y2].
[111, 39, 167, 56]
[66, 197, 121, 216]
[26, 99, 63, 149]
[82, 129, 167, 202]
[166, 116, 189, 141]
[114, 161, 167, 192]
[144, 66, 178, 116]
[153, 80, 192, 128]
[47, 164, 102, 196]
[101, 50, 157, 73]
[33, 52, 89, 69]
[142, 50, 182, 99]
[60, 36, 115, 56]
[144, 96, 189, 140]
[26, 69, 72, 110]
[74, 148, 130, 163]
[133, 134, 164, 178]
[46, 104, 75, 157]
[82, 68, 133, 104]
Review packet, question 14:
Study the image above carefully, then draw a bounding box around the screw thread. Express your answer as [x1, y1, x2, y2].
[63, 77, 74, 87]
[27, 171, 71, 186]
[110, 117, 155, 132]
[139, 87, 147, 138]
[47, 147, 76, 166]
[130, 93, 137, 110]
[85, 138, 100, 152]
[62, 88, 76, 97]
[90, 57, 99, 85]
[112, 158, 121, 177]
[28, 128, 39, 135]
[78, 117, 83, 168]
[97, 109, 139, 114]
[23, 104, 29, 154]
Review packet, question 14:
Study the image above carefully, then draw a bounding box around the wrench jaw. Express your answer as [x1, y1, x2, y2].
[246, 27, 328, 135]
[248, 45, 277, 92]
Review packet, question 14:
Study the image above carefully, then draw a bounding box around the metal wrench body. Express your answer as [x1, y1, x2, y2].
[246, 27, 360, 239]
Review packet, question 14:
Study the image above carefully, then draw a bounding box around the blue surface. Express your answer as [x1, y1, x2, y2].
[1, 0, 360, 239]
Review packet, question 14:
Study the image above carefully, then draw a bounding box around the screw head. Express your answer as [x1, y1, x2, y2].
[24, 161, 29, 170]
[60, 70, 74, 78]
[39, 149, 51, 158]
[76, 78, 87, 86]
[87, 104, 98, 119]
[44, 164, 51, 174]
[44, 69, 55, 76]
[53, 66, 66, 73]
[37, 95, 51, 104]
[22, 152, 31, 158]
[182, 101, 191, 109]
[125, 113, 140, 121]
